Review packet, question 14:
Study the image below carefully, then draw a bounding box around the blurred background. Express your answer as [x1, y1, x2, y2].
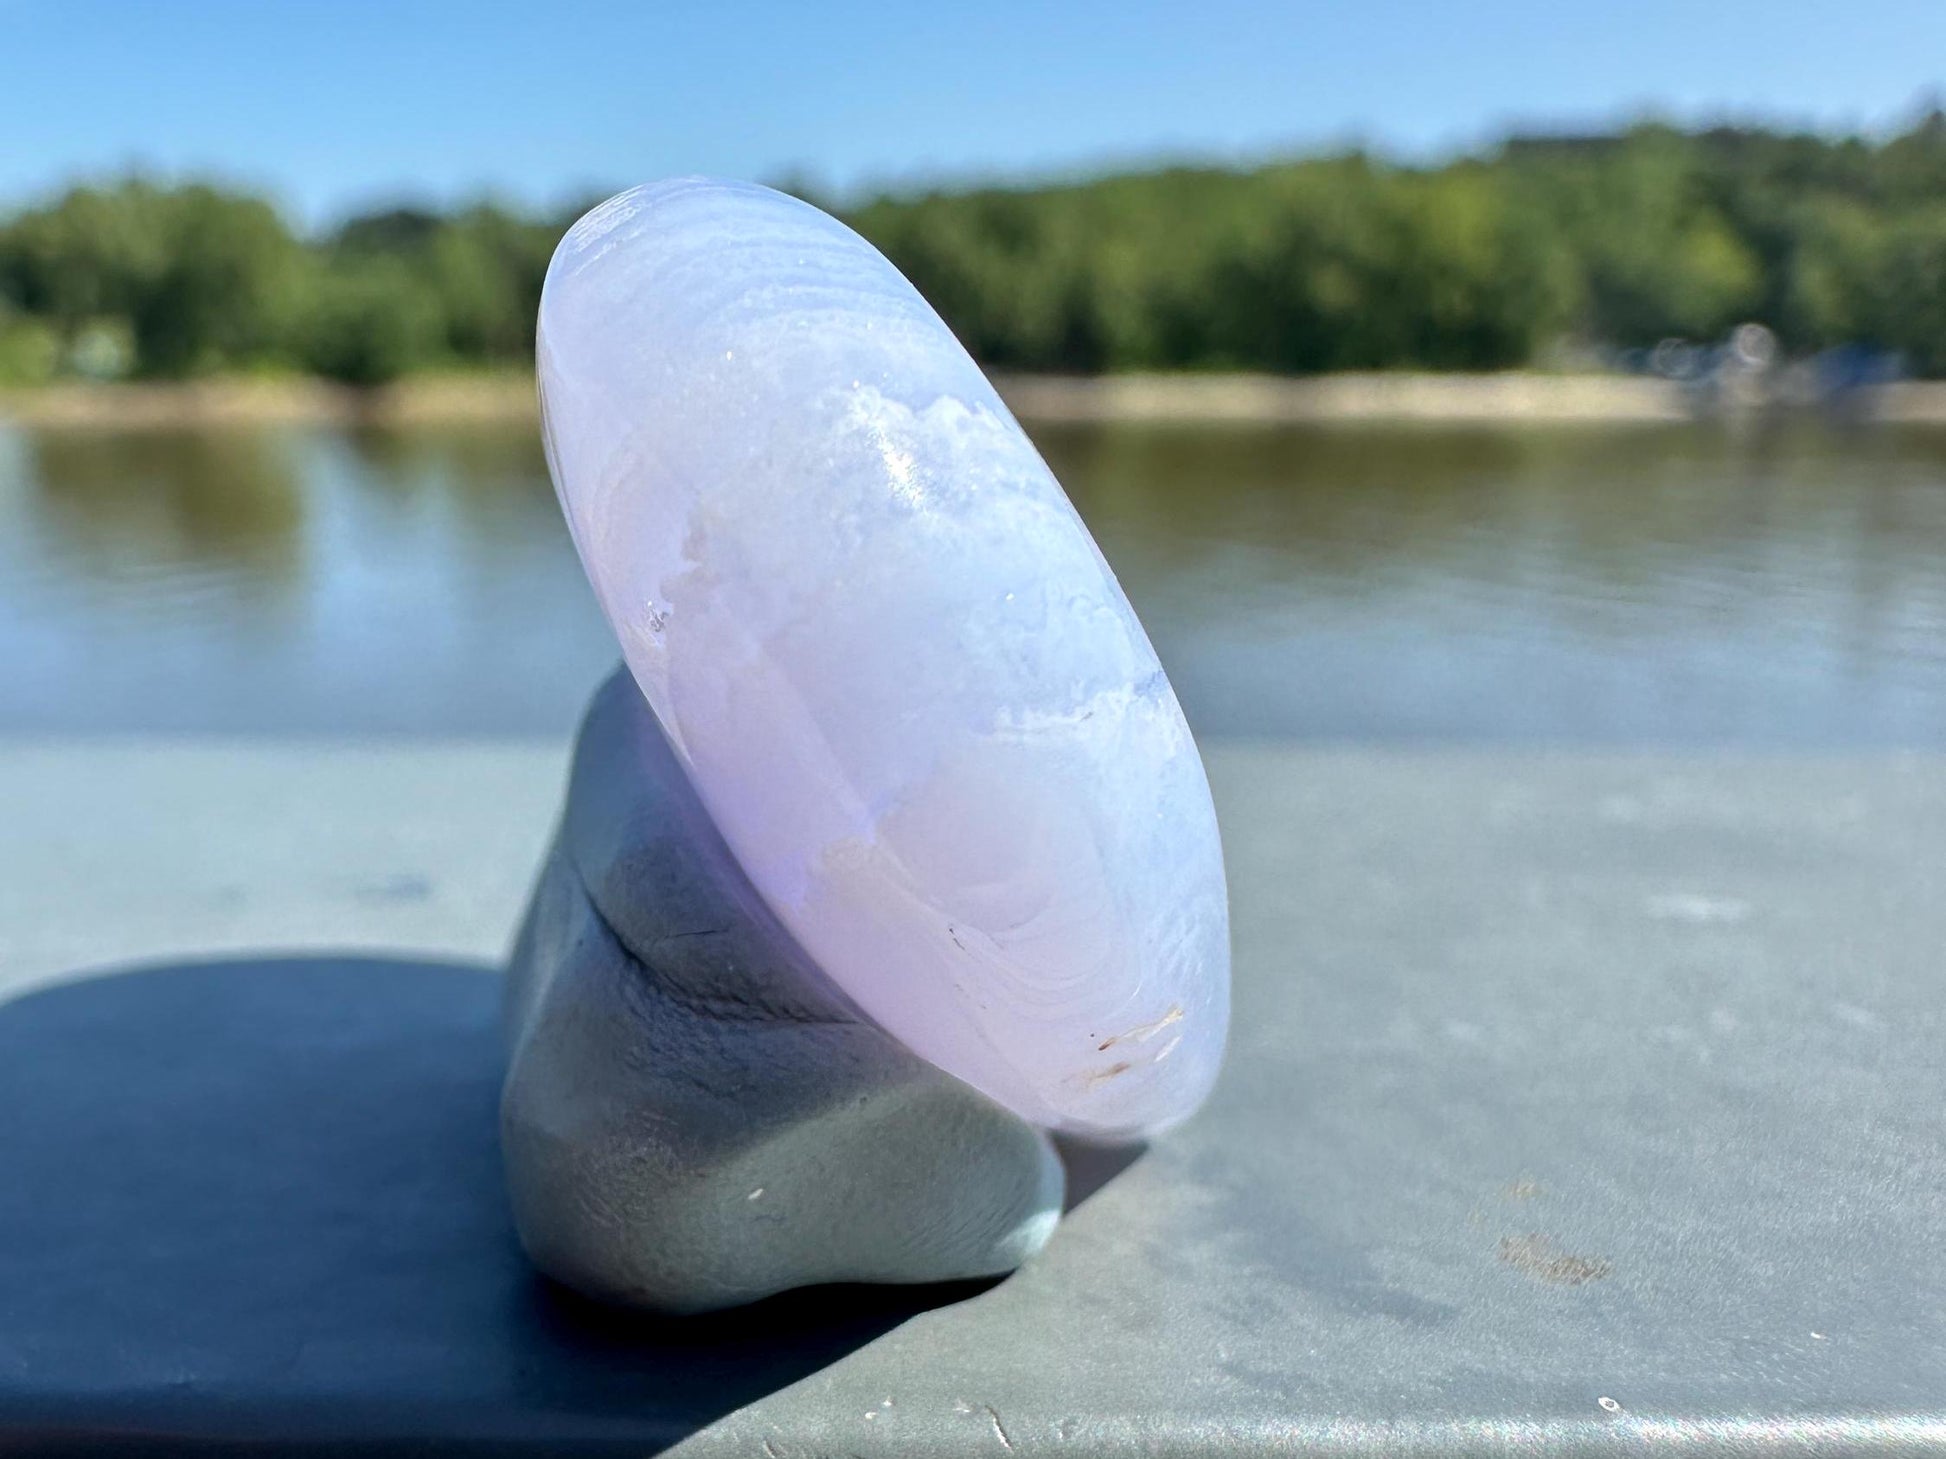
[4, 0, 1945, 745]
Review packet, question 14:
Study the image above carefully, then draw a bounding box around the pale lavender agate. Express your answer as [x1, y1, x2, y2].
[537, 178, 1229, 1138]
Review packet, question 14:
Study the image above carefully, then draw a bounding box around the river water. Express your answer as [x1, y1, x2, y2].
[4, 416, 1945, 744]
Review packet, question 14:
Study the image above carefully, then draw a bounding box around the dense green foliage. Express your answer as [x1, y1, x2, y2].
[3, 117, 1944, 385]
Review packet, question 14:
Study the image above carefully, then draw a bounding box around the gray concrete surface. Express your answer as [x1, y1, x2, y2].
[2, 740, 1944, 1454]
[0, 739, 565, 1000]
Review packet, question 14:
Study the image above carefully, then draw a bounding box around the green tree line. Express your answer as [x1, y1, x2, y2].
[3, 116, 1944, 386]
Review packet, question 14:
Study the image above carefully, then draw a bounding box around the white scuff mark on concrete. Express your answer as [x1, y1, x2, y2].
[1645, 893, 1750, 925]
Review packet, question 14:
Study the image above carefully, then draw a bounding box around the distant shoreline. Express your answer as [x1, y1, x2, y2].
[5, 371, 1946, 428]
[0, 375, 542, 430]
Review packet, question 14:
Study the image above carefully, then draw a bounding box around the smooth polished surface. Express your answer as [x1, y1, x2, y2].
[2, 743, 1942, 1454]
[503, 670, 1063, 1312]
[539, 180, 1229, 1137]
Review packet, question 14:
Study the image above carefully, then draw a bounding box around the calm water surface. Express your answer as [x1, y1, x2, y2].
[4, 417, 1946, 744]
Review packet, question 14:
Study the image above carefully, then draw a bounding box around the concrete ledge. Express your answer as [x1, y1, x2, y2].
[3, 740, 1943, 1453]
[0, 739, 566, 1001]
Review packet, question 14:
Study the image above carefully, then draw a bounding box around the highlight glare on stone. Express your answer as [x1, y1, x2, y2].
[537, 178, 1229, 1138]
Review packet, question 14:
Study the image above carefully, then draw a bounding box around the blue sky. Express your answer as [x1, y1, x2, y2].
[3, 0, 1941, 226]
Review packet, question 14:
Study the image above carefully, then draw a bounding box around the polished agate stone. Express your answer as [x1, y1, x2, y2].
[537, 179, 1228, 1138]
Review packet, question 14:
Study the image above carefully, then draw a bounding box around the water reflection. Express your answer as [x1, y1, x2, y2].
[1044, 420, 1946, 743]
[0, 421, 610, 735]
[3, 417, 1946, 742]
[24, 428, 306, 594]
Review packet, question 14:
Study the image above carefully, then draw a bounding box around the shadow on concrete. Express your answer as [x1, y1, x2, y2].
[0, 956, 1003, 1455]
[1053, 1134, 1149, 1212]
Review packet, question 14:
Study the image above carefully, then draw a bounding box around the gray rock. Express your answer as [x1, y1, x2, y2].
[502, 668, 1064, 1314]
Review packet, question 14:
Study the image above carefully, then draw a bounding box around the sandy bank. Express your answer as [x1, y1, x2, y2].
[993, 371, 1697, 423]
[0, 375, 540, 430]
[5, 371, 1945, 429]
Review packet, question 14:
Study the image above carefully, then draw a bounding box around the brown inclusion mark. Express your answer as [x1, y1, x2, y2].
[1097, 1003, 1184, 1052]
[1498, 1233, 1612, 1286]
